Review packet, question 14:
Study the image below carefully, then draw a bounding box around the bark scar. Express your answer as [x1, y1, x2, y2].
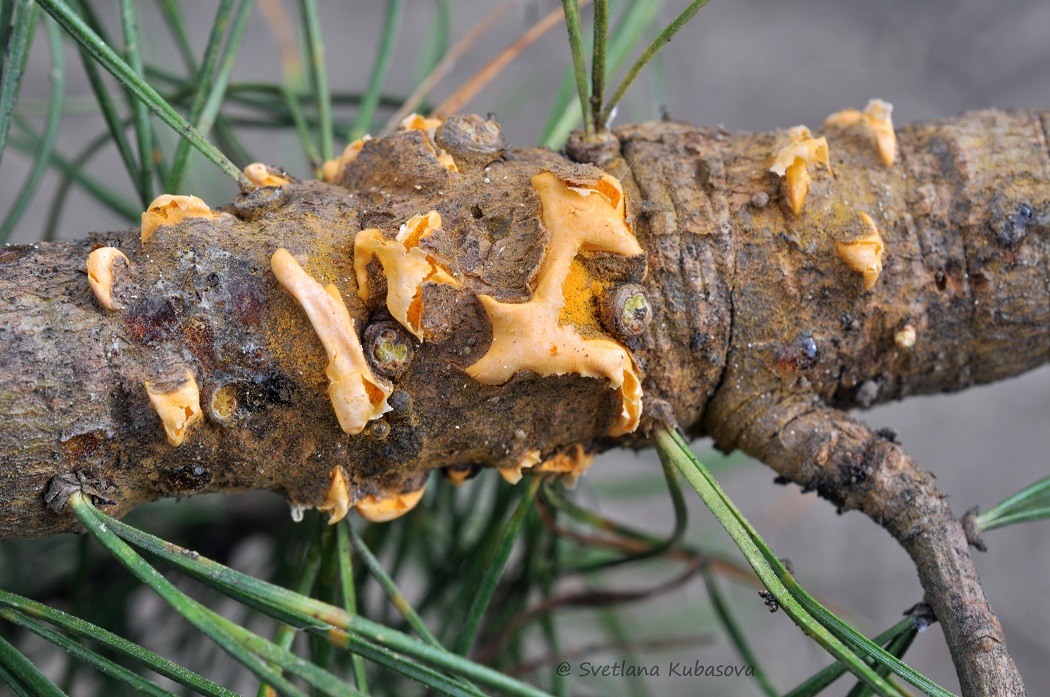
[44, 472, 116, 515]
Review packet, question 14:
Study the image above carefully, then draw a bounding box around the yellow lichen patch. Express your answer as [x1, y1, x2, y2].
[825, 99, 897, 166]
[271, 248, 392, 434]
[769, 126, 831, 216]
[86, 247, 129, 311]
[321, 136, 371, 183]
[140, 194, 223, 244]
[317, 467, 352, 524]
[355, 485, 426, 523]
[499, 450, 542, 485]
[399, 113, 457, 172]
[354, 211, 460, 340]
[244, 162, 293, 187]
[145, 370, 203, 446]
[534, 445, 595, 488]
[835, 211, 885, 291]
[466, 170, 644, 436]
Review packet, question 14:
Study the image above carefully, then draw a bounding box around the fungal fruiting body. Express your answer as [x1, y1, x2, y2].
[140, 194, 223, 244]
[354, 211, 460, 340]
[270, 248, 392, 434]
[444, 467, 474, 486]
[321, 136, 370, 183]
[320, 114, 455, 183]
[318, 467, 351, 524]
[466, 169, 644, 436]
[399, 113, 457, 172]
[532, 445, 595, 488]
[243, 163, 293, 188]
[499, 446, 595, 487]
[354, 485, 427, 523]
[835, 211, 885, 291]
[499, 450, 542, 485]
[825, 99, 897, 166]
[145, 370, 203, 446]
[769, 126, 831, 215]
[85, 247, 129, 310]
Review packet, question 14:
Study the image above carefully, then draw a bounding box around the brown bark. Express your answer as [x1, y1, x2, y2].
[1, 109, 1048, 695]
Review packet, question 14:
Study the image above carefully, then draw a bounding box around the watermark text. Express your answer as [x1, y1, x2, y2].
[556, 660, 755, 679]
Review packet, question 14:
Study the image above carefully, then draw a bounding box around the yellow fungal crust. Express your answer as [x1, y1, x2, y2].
[355, 485, 426, 523]
[140, 194, 223, 244]
[466, 170, 644, 436]
[318, 467, 351, 524]
[270, 248, 392, 434]
[769, 126, 830, 216]
[85, 247, 129, 311]
[243, 162, 293, 187]
[321, 136, 371, 183]
[824, 99, 897, 166]
[145, 370, 203, 446]
[399, 113, 457, 172]
[835, 211, 885, 291]
[353, 211, 460, 340]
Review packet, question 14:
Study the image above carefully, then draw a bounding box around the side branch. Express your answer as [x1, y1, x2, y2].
[706, 390, 1025, 696]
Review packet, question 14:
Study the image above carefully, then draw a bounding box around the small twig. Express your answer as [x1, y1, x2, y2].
[711, 394, 1027, 696]
[475, 556, 707, 665]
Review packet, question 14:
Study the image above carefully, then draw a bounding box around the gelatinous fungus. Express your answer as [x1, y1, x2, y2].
[399, 113, 457, 172]
[825, 99, 897, 166]
[835, 211, 885, 291]
[354, 211, 460, 340]
[466, 169, 644, 436]
[145, 370, 203, 446]
[140, 194, 224, 244]
[321, 136, 370, 183]
[354, 484, 427, 523]
[532, 444, 595, 488]
[85, 247, 129, 311]
[769, 126, 830, 216]
[318, 466, 351, 524]
[270, 248, 392, 435]
[243, 162, 293, 188]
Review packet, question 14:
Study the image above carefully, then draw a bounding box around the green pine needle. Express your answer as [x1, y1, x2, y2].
[350, 0, 403, 141]
[0, 16, 64, 244]
[35, 0, 250, 190]
[601, 0, 710, 126]
[976, 474, 1050, 532]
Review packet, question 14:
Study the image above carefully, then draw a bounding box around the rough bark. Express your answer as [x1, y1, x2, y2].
[1, 109, 1047, 695]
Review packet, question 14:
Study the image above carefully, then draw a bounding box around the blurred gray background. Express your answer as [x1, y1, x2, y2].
[3, 1, 1049, 694]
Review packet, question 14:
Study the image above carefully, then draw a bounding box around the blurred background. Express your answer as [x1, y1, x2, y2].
[2, 1, 1048, 694]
